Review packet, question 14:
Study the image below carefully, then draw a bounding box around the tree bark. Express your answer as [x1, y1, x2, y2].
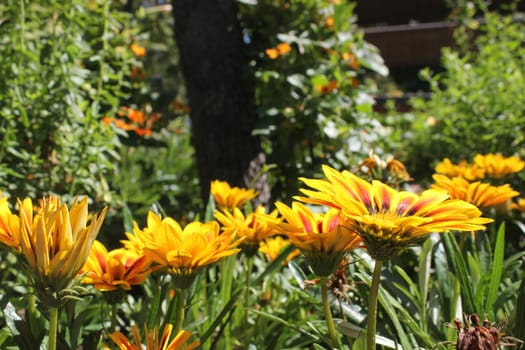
[172, 0, 268, 206]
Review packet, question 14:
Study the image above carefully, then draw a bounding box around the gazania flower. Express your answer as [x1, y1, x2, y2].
[434, 158, 485, 181]
[107, 324, 199, 350]
[297, 165, 492, 260]
[259, 236, 300, 264]
[274, 201, 362, 277]
[511, 198, 525, 213]
[473, 153, 525, 180]
[134, 211, 243, 289]
[81, 240, 152, 292]
[214, 205, 279, 255]
[0, 194, 20, 250]
[17, 196, 107, 305]
[210, 180, 258, 210]
[432, 174, 520, 208]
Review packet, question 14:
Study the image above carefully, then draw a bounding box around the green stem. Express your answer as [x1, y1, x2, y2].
[174, 289, 185, 334]
[367, 259, 383, 350]
[245, 256, 254, 322]
[320, 276, 342, 349]
[48, 306, 59, 350]
[110, 302, 117, 332]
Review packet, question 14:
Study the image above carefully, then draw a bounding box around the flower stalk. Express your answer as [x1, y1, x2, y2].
[320, 276, 342, 349]
[367, 259, 383, 350]
[174, 289, 185, 334]
[48, 306, 59, 350]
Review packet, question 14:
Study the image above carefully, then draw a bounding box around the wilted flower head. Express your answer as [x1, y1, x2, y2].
[297, 165, 492, 260]
[134, 211, 243, 289]
[450, 314, 522, 350]
[215, 205, 279, 255]
[17, 196, 107, 306]
[107, 323, 199, 350]
[432, 174, 520, 209]
[81, 240, 152, 292]
[210, 180, 258, 210]
[0, 194, 20, 250]
[274, 201, 362, 277]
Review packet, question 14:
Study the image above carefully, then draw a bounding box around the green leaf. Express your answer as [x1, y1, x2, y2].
[485, 223, 505, 316]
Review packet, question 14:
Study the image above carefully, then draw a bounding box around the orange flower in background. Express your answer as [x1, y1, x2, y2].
[130, 43, 146, 57]
[315, 80, 339, 94]
[473, 153, 525, 179]
[325, 16, 334, 29]
[0, 194, 21, 250]
[102, 107, 160, 137]
[265, 42, 292, 59]
[274, 201, 362, 276]
[81, 240, 152, 292]
[214, 205, 279, 255]
[107, 324, 199, 350]
[431, 174, 520, 208]
[210, 180, 258, 210]
[134, 211, 243, 289]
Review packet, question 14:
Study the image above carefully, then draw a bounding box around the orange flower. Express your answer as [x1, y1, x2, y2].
[81, 240, 152, 292]
[0, 194, 20, 250]
[134, 127, 153, 136]
[107, 324, 199, 350]
[130, 43, 146, 57]
[210, 180, 258, 210]
[473, 153, 525, 180]
[274, 201, 362, 276]
[326, 16, 334, 29]
[432, 174, 520, 208]
[259, 236, 300, 264]
[214, 205, 279, 255]
[434, 158, 485, 181]
[315, 80, 339, 94]
[265, 42, 292, 59]
[127, 109, 145, 124]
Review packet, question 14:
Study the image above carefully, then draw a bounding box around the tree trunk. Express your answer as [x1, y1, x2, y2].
[172, 0, 268, 206]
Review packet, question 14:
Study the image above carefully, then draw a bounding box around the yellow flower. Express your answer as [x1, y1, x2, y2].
[473, 153, 525, 179]
[81, 240, 152, 292]
[17, 196, 107, 305]
[431, 174, 520, 208]
[297, 165, 492, 260]
[511, 198, 525, 213]
[210, 180, 258, 209]
[134, 211, 243, 289]
[434, 158, 485, 181]
[107, 324, 199, 350]
[274, 201, 362, 277]
[214, 205, 279, 255]
[0, 194, 21, 250]
[259, 236, 300, 263]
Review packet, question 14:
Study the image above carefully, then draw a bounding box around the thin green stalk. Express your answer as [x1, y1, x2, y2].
[244, 256, 254, 324]
[367, 259, 383, 350]
[48, 306, 59, 350]
[174, 289, 185, 334]
[320, 276, 342, 349]
[110, 302, 117, 332]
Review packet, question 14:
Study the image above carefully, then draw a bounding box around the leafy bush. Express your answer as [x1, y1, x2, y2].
[398, 9, 525, 180]
[0, 1, 137, 202]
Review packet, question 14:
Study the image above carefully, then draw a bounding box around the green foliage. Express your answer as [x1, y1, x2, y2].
[239, 0, 391, 200]
[0, 0, 138, 201]
[398, 9, 525, 179]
